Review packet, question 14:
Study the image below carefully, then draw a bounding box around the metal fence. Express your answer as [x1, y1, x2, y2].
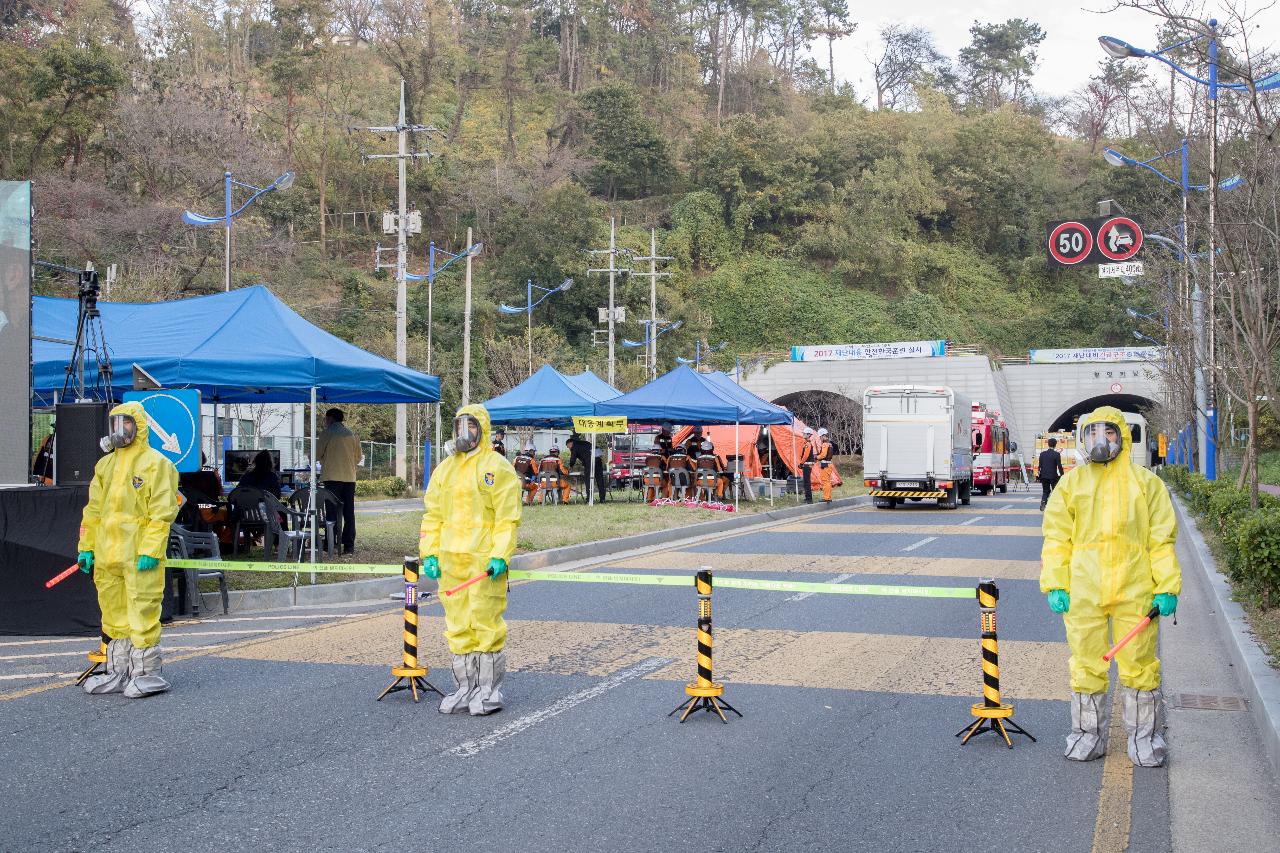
[212, 434, 420, 481]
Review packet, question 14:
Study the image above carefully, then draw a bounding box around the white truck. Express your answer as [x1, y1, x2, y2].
[863, 385, 974, 509]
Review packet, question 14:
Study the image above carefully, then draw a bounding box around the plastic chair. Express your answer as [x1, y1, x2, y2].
[167, 524, 228, 616]
[287, 488, 339, 557]
[668, 454, 693, 499]
[262, 493, 313, 562]
[536, 459, 563, 505]
[227, 486, 268, 556]
[694, 456, 720, 502]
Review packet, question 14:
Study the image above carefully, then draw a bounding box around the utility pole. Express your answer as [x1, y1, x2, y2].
[588, 217, 632, 386]
[462, 225, 474, 406]
[632, 228, 672, 379]
[353, 79, 440, 481]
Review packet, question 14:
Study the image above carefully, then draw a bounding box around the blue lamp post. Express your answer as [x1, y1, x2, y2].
[183, 170, 294, 292]
[498, 278, 573, 377]
[407, 239, 482, 375]
[1100, 21, 1280, 480]
[622, 320, 683, 371]
[676, 340, 727, 370]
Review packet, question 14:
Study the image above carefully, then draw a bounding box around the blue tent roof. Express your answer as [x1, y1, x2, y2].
[483, 364, 620, 427]
[702, 372, 793, 424]
[32, 285, 440, 405]
[594, 365, 791, 425]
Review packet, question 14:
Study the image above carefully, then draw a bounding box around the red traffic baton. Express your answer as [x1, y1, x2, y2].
[443, 571, 491, 597]
[1103, 606, 1160, 662]
[45, 563, 81, 589]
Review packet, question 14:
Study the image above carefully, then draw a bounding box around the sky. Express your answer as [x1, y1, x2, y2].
[828, 2, 1280, 99]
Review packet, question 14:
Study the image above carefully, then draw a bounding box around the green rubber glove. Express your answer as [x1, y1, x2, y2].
[136, 555, 159, 572]
[77, 551, 94, 574]
[1153, 593, 1178, 617]
[487, 558, 508, 579]
[1047, 589, 1070, 614]
[421, 555, 440, 579]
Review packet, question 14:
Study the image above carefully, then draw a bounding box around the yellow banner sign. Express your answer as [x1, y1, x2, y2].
[1157, 432, 1167, 457]
[572, 416, 628, 433]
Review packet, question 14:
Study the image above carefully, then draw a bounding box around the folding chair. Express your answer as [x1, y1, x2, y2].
[167, 524, 228, 616]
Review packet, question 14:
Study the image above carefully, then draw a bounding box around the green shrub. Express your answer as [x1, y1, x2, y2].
[355, 476, 409, 498]
[1232, 508, 1280, 608]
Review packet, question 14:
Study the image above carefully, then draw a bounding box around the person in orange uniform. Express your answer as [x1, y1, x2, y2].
[694, 439, 727, 499]
[815, 428, 836, 502]
[513, 441, 539, 505]
[535, 444, 572, 504]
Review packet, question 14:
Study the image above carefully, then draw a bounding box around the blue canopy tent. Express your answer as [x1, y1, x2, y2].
[594, 365, 789, 425]
[594, 366, 792, 507]
[32, 285, 440, 566]
[32, 285, 440, 405]
[483, 364, 620, 428]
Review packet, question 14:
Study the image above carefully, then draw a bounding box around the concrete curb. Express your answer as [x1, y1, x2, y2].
[1173, 495, 1280, 779]
[205, 494, 868, 614]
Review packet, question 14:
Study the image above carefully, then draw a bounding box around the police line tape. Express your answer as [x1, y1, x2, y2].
[165, 560, 975, 599]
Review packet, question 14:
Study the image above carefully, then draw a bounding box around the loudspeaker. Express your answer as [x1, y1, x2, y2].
[55, 402, 108, 485]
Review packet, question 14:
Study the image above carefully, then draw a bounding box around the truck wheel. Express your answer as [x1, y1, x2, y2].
[940, 485, 958, 509]
[960, 481, 971, 506]
[873, 497, 896, 509]
[998, 482, 1008, 494]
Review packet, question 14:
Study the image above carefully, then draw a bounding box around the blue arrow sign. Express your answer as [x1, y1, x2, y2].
[123, 389, 202, 472]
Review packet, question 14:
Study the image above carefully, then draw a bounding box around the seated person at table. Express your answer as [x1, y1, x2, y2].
[178, 453, 224, 500]
[696, 440, 727, 498]
[237, 450, 281, 497]
[513, 442, 539, 505]
[666, 446, 694, 499]
[534, 445, 572, 504]
[683, 426, 705, 458]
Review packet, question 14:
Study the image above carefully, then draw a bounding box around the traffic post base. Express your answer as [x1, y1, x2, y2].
[668, 569, 742, 724]
[377, 557, 444, 703]
[955, 579, 1034, 748]
[76, 633, 108, 686]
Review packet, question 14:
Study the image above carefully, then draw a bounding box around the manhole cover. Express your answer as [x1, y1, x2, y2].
[1173, 693, 1249, 712]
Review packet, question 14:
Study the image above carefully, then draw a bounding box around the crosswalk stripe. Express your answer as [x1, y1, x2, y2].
[216, 614, 1069, 701]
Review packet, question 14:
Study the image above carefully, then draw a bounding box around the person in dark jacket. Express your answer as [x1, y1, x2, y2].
[1037, 438, 1065, 511]
[238, 450, 282, 498]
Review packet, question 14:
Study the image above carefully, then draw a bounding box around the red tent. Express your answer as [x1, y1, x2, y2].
[672, 420, 843, 486]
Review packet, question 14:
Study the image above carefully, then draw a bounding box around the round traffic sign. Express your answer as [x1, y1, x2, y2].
[1048, 221, 1093, 265]
[1111, 382, 1123, 393]
[1097, 216, 1143, 261]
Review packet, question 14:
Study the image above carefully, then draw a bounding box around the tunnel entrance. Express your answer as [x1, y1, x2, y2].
[1046, 393, 1159, 434]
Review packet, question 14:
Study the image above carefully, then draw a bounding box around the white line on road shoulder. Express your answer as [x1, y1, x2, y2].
[449, 657, 672, 758]
[960, 516, 984, 526]
[901, 536, 937, 552]
[999, 504, 1015, 510]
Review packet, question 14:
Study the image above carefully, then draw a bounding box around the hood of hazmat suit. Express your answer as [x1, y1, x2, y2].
[1040, 405, 1180, 694]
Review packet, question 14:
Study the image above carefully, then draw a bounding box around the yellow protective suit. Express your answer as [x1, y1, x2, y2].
[1041, 406, 1180, 693]
[419, 404, 523, 654]
[77, 401, 180, 649]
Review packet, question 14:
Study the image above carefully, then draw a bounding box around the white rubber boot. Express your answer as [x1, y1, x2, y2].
[439, 653, 478, 714]
[123, 645, 170, 698]
[1065, 691, 1109, 761]
[469, 651, 506, 716]
[1122, 686, 1168, 767]
[84, 638, 133, 695]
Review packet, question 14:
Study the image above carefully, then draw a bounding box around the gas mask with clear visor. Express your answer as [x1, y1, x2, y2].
[1081, 421, 1123, 464]
[452, 414, 482, 454]
[104, 413, 138, 450]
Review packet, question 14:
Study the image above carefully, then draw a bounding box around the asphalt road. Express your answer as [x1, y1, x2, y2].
[0, 489, 1274, 852]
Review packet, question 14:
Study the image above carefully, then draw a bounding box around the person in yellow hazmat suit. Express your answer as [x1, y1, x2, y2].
[77, 401, 180, 697]
[419, 404, 522, 715]
[1041, 406, 1180, 767]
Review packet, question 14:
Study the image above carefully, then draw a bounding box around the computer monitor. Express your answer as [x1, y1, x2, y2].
[225, 449, 280, 481]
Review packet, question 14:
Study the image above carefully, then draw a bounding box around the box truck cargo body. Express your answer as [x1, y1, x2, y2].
[863, 385, 973, 509]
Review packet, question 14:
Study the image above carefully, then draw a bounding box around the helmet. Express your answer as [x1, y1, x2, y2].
[817, 428, 829, 437]
[523, 441, 535, 453]
[802, 427, 813, 437]
[701, 440, 713, 453]
[549, 445, 560, 455]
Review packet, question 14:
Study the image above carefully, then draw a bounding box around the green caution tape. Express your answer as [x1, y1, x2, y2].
[166, 559, 401, 575]
[164, 561, 974, 599]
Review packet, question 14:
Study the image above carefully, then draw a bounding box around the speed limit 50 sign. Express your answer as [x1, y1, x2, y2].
[1046, 216, 1144, 267]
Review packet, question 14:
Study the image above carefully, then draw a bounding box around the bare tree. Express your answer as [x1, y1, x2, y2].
[869, 24, 947, 111]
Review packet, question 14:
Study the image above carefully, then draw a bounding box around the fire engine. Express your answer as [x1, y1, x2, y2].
[970, 402, 1013, 495]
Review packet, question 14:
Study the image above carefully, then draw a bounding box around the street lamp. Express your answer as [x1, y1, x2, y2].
[622, 319, 683, 368]
[1133, 330, 1164, 347]
[406, 239, 483, 375]
[183, 170, 294, 292]
[498, 277, 573, 377]
[676, 340, 728, 370]
[1100, 21, 1280, 480]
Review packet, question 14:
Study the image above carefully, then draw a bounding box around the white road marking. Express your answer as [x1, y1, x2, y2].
[788, 572, 855, 602]
[0, 672, 70, 681]
[960, 516, 985, 526]
[0, 644, 224, 662]
[901, 537, 937, 552]
[999, 504, 1015, 510]
[449, 657, 672, 758]
[0, 614, 369, 649]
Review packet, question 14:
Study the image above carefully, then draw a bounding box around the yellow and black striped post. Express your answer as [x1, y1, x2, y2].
[377, 557, 444, 703]
[669, 568, 742, 723]
[955, 579, 1034, 748]
[75, 632, 108, 686]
